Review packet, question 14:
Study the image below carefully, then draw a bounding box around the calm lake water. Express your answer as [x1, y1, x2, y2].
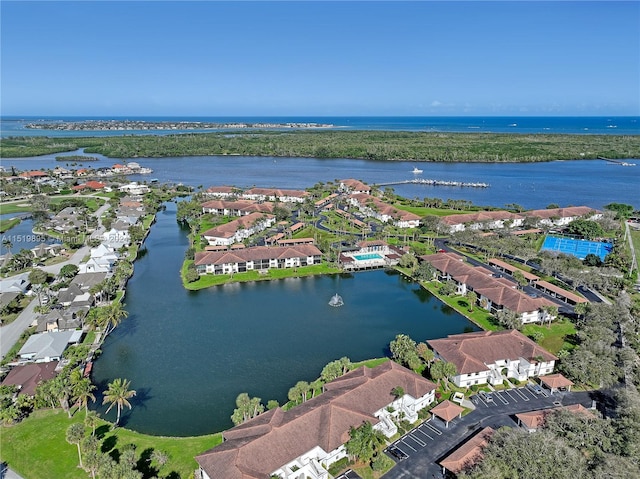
[91, 202, 479, 436]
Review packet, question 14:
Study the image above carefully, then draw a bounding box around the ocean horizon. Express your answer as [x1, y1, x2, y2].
[2, 115, 639, 137]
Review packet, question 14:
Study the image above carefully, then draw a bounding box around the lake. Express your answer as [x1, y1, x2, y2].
[91, 202, 479, 436]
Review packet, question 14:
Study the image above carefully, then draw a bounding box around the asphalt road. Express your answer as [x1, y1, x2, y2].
[382, 389, 595, 478]
[0, 202, 111, 359]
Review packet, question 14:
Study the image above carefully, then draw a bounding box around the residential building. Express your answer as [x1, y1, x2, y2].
[202, 212, 275, 246]
[18, 330, 82, 363]
[195, 244, 322, 275]
[427, 330, 557, 388]
[440, 211, 525, 233]
[241, 188, 309, 203]
[523, 206, 602, 227]
[201, 199, 275, 217]
[119, 182, 150, 195]
[421, 253, 556, 324]
[339, 178, 371, 194]
[1, 362, 59, 396]
[195, 361, 436, 479]
[347, 194, 421, 228]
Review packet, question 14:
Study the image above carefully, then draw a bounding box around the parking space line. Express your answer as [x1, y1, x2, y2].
[414, 427, 434, 441]
[504, 389, 519, 402]
[495, 391, 509, 405]
[393, 442, 411, 456]
[424, 423, 443, 435]
[409, 433, 426, 447]
[400, 439, 417, 452]
[520, 387, 537, 400]
[513, 388, 529, 401]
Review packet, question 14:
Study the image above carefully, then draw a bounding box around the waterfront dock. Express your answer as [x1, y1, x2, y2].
[598, 156, 636, 166]
[375, 178, 490, 188]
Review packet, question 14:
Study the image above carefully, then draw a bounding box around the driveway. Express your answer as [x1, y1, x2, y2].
[382, 390, 595, 478]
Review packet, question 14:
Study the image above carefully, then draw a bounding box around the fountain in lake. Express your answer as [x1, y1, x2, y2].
[328, 293, 344, 307]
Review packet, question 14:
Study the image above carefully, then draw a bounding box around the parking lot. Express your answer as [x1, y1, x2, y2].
[382, 390, 595, 478]
[471, 384, 549, 408]
[335, 470, 362, 479]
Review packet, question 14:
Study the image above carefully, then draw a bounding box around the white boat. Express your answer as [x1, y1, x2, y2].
[412, 167, 423, 174]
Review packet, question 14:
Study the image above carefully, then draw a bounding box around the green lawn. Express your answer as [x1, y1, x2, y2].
[182, 261, 342, 290]
[420, 282, 502, 331]
[0, 409, 222, 479]
[0, 217, 21, 233]
[0, 202, 33, 214]
[522, 319, 577, 354]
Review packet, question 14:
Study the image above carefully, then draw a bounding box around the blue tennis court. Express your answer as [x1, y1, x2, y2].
[541, 235, 613, 261]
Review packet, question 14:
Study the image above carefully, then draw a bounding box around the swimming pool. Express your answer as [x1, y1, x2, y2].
[353, 253, 384, 261]
[541, 235, 613, 261]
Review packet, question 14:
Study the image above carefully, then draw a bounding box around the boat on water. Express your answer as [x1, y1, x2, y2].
[412, 167, 423, 174]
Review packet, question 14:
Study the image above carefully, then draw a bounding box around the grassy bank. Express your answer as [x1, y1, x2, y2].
[3, 130, 639, 162]
[420, 281, 502, 331]
[0, 409, 222, 479]
[182, 260, 342, 290]
[0, 217, 21, 233]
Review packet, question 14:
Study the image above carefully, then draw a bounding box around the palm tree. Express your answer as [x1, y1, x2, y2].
[99, 302, 129, 338]
[345, 421, 386, 465]
[84, 410, 100, 436]
[73, 378, 96, 415]
[102, 378, 136, 426]
[66, 423, 85, 468]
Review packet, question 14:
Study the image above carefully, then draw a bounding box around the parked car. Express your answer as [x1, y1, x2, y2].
[387, 446, 408, 461]
[479, 391, 494, 403]
[527, 382, 543, 394]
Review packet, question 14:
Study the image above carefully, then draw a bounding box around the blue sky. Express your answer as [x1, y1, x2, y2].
[1, 1, 638, 116]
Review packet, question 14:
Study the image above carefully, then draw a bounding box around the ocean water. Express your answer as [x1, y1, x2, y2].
[1, 115, 639, 137]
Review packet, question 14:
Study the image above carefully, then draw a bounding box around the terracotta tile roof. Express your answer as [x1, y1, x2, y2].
[516, 403, 593, 430]
[535, 280, 588, 304]
[1, 362, 59, 396]
[340, 179, 371, 191]
[202, 212, 275, 238]
[431, 400, 465, 422]
[195, 244, 322, 266]
[421, 253, 555, 313]
[19, 170, 47, 178]
[440, 210, 523, 226]
[439, 427, 494, 474]
[539, 373, 574, 389]
[196, 362, 436, 479]
[349, 194, 420, 222]
[524, 206, 601, 220]
[488, 258, 539, 281]
[427, 330, 557, 375]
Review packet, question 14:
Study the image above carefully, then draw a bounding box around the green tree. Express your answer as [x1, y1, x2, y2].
[66, 423, 86, 469]
[73, 378, 96, 415]
[604, 202, 634, 219]
[390, 334, 421, 370]
[565, 219, 604, 240]
[98, 302, 129, 338]
[84, 410, 100, 436]
[102, 378, 136, 426]
[344, 421, 386, 466]
[59, 264, 79, 279]
[416, 342, 435, 364]
[467, 291, 478, 312]
[512, 270, 528, 289]
[28, 268, 49, 308]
